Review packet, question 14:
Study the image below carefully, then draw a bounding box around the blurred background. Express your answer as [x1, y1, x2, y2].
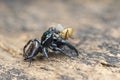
[0, 0, 120, 36]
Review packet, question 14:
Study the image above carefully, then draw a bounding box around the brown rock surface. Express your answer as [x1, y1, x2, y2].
[0, 0, 120, 80]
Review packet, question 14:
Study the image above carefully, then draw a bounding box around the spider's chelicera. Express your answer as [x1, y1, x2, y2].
[23, 25, 78, 66]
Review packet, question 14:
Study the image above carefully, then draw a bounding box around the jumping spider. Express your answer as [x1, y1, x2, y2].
[23, 26, 78, 66]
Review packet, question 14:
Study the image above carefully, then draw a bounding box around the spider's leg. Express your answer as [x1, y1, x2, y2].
[23, 38, 41, 56]
[50, 45, 70, 57]
[34, 38, 41, 44]
[25, 46, 39, 67]
[23, 39, 33, 55]
[42, 47, 49, 60]
[60, 39, 79, 56]
[65, 41, 78, 56]
[28, 57, 33, 67]
[24, 46, 38, 60]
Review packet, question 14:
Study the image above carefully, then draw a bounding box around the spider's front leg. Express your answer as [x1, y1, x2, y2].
[23, 38, 41, 66]
[25, 46, 39, 67]
[59, 39, 79, 56]
[23, 38, 41, 55]
[23, 39, 33, 55]
[50, 43, 71, 57]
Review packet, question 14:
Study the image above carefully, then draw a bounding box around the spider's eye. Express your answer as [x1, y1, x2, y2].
[61, 28, 73, 39]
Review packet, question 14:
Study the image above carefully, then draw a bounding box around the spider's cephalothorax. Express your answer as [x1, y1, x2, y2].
[40, 27, 55, 59]
[23, 26, 78, 66]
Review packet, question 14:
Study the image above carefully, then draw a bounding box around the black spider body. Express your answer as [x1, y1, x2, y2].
[41, 27, 54, 47]
[23, 27, 78, 66]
